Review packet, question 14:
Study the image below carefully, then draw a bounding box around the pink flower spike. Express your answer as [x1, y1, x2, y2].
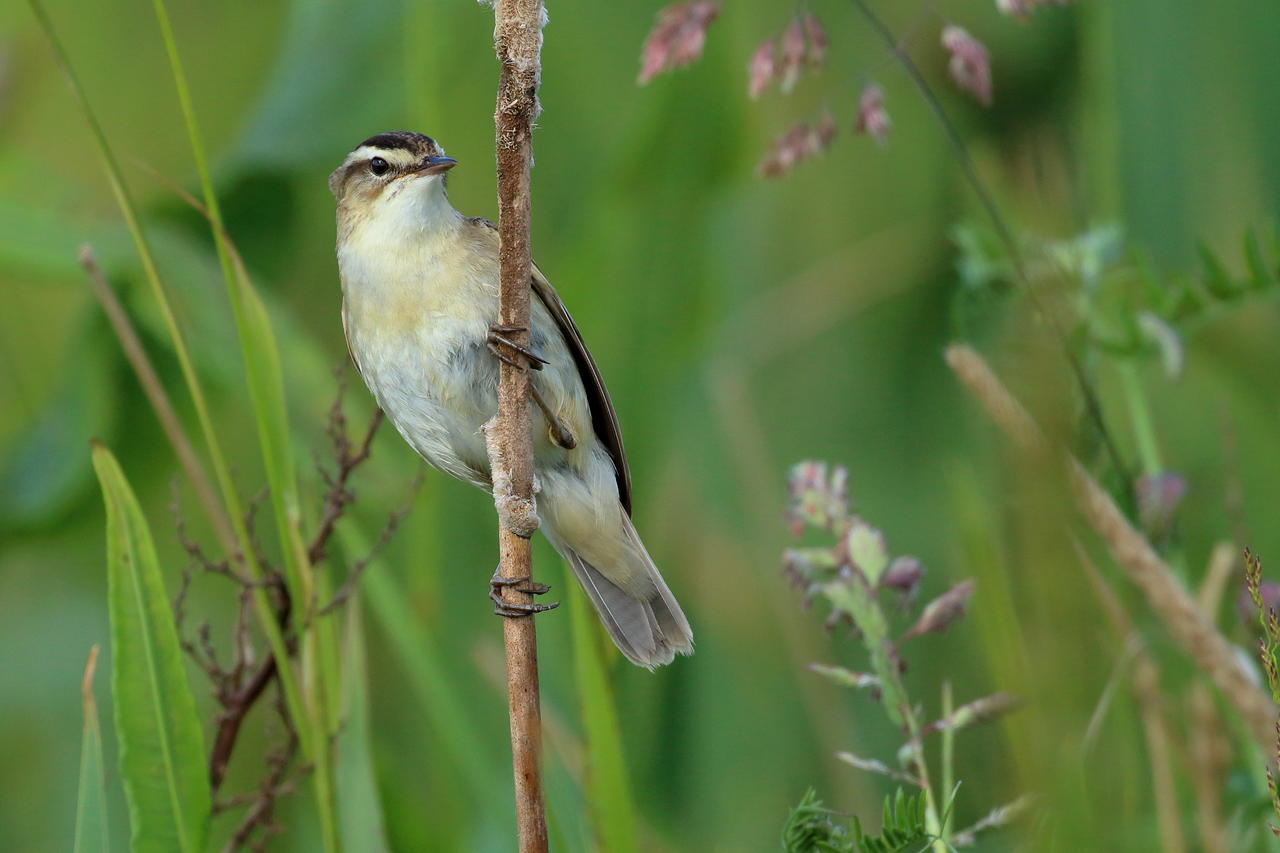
[941, 25, 993, 106]
[803, 12, 828, 69]
[638, 1, 721, 85]
[758, 112, 836, 179]
[748, 38, 777, 99]
[854, 83, 891, 146]
[779, 16, 806, 93]
[903, 580, 975, 639]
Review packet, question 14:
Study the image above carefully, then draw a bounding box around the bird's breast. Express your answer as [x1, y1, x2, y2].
[339, 227, 500, 483]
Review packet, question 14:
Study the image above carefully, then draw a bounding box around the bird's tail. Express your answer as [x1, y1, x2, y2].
[543, 512, 693, 669]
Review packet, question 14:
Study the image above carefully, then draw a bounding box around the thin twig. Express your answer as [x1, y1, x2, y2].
[319, 469, 424, 617]
[202, 393, 388, 790]
[219, 690, 301, 853]
[309, 404, 385, 565]
[208, 595, 292, 791]
[489, 0, 550, 849]
[946, 343, 1277, 751]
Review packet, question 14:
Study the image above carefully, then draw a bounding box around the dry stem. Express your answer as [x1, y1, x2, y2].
[79, 245, 237, 556]
[945, 343, 1277, 752]
[168, 395, 385, 795]
[490, 0, 549, 849]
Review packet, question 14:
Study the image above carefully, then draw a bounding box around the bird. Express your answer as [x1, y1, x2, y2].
[330, 131, 693, 668]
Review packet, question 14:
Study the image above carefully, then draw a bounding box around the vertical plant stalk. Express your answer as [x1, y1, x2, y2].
[488, 0, 549, 850]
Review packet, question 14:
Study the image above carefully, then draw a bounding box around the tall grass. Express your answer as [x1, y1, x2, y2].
[31, 0, 344, 845]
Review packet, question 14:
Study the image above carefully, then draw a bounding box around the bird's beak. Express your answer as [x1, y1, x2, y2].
[412, 156, 458, 177]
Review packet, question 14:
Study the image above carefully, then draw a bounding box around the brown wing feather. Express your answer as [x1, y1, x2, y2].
[531, 263, 633, 515]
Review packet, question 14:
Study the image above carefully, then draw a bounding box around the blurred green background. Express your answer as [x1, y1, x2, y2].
[3, 0, 1279, 850]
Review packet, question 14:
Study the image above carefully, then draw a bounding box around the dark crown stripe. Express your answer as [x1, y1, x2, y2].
[356, 131, 438, 155]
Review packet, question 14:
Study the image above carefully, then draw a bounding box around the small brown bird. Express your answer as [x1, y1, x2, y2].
[330, 131, 693, 667]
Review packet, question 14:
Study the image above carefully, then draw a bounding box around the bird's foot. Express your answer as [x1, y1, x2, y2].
[489, 569, 560, 618]
[486, 325, 576, 450]
[530, 386, 578, 450]
[487, 324, 548, 371]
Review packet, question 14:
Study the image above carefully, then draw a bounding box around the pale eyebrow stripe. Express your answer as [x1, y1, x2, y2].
[350, 146, 419, 167]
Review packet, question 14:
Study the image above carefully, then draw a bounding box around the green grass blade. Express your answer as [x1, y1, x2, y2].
[336, 597, 390, 853]
[146, 0, 311, 609]
[141, 7, 333, 832]
[91, 444, 211, 853]
[73, 646, 110, 853]
[567, 585, 639, 853]
[28, 0, 319, 788]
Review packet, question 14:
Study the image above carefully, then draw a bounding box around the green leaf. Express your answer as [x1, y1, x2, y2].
[336, 599, 390, 853]
[74, 647, 110, 853]
[92, 443, 210, 853]
[568, 584, 639, 853]
[851, 790, 929, 853]
[781, 788, 855, 853]
[847, 521, 889, 584]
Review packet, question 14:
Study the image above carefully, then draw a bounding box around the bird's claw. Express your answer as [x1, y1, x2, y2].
[489, 571, 560, 618]
[487, 324, 548, 371]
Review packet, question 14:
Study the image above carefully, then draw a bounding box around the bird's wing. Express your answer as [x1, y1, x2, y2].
[469, 217, 632, 514]
[529, 262, 632, 515]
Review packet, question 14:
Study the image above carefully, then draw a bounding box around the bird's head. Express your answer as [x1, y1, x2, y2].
[329, 131, 458, 215]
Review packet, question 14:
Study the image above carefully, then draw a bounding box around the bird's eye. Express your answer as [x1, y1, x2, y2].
[369, 157, 389, 176]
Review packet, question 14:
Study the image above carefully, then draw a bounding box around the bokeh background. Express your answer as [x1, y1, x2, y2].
[3, 0, 1279, 850]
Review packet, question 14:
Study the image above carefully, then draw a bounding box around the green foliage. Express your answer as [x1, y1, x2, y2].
[782, 788, 933, 853]
[851, 789, 930, 853]
[785, 461, 1024, 850]
[782, 788, 855, 853]
[92, 444, 211, 853]
[9, 0, 1280, 849]
[953, 221, 1280, 372]
[73, 648, 109, 853]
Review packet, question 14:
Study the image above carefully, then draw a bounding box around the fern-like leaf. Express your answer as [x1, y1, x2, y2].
[850, 789, 931, 853]
[782, 788, 856, 853]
